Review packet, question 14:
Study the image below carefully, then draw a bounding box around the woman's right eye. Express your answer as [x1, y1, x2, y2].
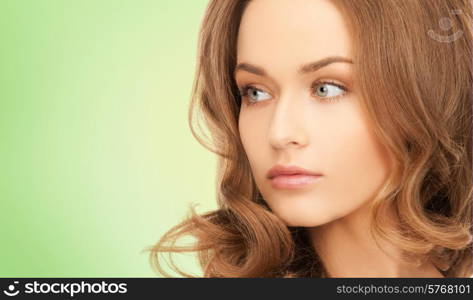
[239, 85, 271, 105]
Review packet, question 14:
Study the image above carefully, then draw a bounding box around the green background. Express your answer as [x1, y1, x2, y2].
[0, 0, 217, 277]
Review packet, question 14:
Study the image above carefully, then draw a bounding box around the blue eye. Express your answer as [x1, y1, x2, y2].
[312, 81, 347, 101]
[313, 81, 346, 99]
[238, 85, 271, 105]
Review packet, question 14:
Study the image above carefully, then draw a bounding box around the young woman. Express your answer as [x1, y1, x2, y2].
[148, 0, 473, 277]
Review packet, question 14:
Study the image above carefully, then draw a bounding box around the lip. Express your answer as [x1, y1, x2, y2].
[270, 174, 322, 189]
[267, 164, 323, 190]
[267, 164, 323, 179]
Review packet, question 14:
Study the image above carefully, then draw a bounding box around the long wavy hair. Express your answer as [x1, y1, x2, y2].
[146, 0, 473, 277]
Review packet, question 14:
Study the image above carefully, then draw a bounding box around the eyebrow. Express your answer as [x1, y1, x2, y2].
[234, 56, 353, 78]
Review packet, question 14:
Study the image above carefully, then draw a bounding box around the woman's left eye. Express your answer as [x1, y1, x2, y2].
[312, 81, 347, 101]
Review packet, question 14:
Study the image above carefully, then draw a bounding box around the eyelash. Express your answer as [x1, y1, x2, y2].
[237, 80, 348, 106]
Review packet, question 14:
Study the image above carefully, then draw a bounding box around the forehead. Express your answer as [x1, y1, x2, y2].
[236, 0, 352, 72]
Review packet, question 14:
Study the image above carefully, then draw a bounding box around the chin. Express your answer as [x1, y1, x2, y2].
[270, 206, 340, 228]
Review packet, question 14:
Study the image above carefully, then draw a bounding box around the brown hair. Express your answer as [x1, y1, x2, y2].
[146, 0, 473, 277]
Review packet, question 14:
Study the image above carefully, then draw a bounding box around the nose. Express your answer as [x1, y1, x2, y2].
[267, 92, 309, 150]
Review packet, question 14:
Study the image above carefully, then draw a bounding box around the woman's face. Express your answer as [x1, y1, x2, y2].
[236, 0, 393, 227]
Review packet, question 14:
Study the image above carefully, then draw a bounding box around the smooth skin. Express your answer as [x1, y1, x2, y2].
[235, 0, 443, 277]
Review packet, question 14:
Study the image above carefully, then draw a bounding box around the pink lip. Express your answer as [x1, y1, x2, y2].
[267, 164, 323, 179]
[267, 164, 323, 189]
[270, 174, 322, 189]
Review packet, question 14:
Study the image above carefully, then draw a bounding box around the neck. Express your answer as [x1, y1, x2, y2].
[306, 202, 444, 278]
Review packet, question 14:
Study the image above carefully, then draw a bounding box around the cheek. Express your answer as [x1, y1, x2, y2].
[321, 113, 391, 209]
[238, 111, 267, 166]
